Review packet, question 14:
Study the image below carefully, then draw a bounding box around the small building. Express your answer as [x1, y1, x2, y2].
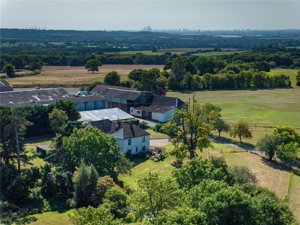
[89, 119, 150, 155]
[36, 144, 52, 157]
[79, 108, 134, 122]
[130, 95, 184, 122]
[0, 79, 13, 92]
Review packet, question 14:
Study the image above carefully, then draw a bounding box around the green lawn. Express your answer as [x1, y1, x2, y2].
[167, 87, 300, 128]
[119, 144, 175, 189]
[146, 129, 169, 139]
[28, 210, 74, 225]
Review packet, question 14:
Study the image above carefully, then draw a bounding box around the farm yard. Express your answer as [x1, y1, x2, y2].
[5, 65, 164, 88]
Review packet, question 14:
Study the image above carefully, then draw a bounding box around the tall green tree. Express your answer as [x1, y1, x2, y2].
[166, 102, 216, 159]
[256, 134, 281, 161]
[60, 126, 129, 177]
[104, 71, 121, 86]
[85, 59, 101, 74]
[3, 64, 15, 77]
[73, 163, 99, 207]
[48, 108, 68, 134]
[132, 172, 181, 218]
[296, 70, 300, 86]
[230, 120, 252, 143]
[0, 107, 30, 171]
[214, 118, 230, 138]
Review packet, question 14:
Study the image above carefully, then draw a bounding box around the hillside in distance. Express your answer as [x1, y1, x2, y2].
[1, 28, 300, 50]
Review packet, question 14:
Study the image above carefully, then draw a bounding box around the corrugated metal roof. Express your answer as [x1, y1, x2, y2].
[79, 108, 134, 122]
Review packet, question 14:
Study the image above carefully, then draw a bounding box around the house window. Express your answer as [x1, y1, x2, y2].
[142, 136, 145, 142]
[136, 147, 138, 153]
[137, 110, 141, 114]
[142, 146, 146, 152]
[128, 139, 132, 145]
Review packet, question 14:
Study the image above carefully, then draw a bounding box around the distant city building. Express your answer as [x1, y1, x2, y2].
[89, 119, 150, 155]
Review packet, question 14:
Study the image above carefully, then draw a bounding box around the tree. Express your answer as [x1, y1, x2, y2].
[3, 64, 15, 77]
[187, 180, 256, 225]
[12, 56, 26, 69]
[60, 126, 126, 177]
[277, 142, 299, 162]
[104, 71, 121, 86]
[256, 135, 281, 161]
[55, 99, 80, 121]
[103, 187, 129, 218]
[73, 163, 99, 207]
[229, 165, 257, 185]
[273, 126, 300, 144]
[48, 108, 68, 134]
[0, 107, 30, 171]
[93, 176, 116, 205]
[27, 61, 43, 71]
[128, 69, 146, 82]
[70, 206, 121, 225]
[297, 70, 300, 86]
[85, 59, 101, 74]
[230, 120, 252, 143]
[166, 102, 215, 159]
[174, 158, 232, 189]
[132, 172, 181, 218]
[214, 118, 230, 138]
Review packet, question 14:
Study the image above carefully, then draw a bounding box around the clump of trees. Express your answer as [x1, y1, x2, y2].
[257, 126, 300, 162]
[70, 158, 296, 225]
[104, 71, 121, 86]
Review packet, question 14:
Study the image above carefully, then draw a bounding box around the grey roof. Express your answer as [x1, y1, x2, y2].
[79, 108, 134, 122]
[90, 119, 149, 139]
[0, 88, 70, 107]
[92, 84, 142, 101]
[0, 79, 13, 92]
[135, 95, 183, 113]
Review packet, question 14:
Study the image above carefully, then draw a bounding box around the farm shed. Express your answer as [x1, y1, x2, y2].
[79, 108, 134, 122]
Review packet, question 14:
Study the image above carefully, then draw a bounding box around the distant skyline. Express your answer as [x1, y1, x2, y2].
[1, 0, 300, 30]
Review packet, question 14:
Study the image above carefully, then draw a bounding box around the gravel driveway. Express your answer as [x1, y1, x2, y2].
[150, 138, 171, 147]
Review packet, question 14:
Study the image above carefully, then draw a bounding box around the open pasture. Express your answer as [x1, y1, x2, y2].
[6, 65, 163, 88]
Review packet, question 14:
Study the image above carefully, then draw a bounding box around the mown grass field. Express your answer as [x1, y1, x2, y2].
[168, 87, 300, 128]
[6, 65, 164, 88]
[191, 51, 243, 57]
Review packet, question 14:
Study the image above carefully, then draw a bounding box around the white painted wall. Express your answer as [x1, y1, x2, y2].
[152, 108, 175, 122]
[130, 107, 142, 117]
[116, 135, 150, 154]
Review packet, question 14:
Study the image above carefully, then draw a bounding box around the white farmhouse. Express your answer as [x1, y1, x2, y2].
[89, 119, 150, 155]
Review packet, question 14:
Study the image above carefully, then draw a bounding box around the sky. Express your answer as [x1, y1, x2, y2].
[1, 0, 300, 30]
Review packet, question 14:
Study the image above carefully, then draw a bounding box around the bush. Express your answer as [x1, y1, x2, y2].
[150, 147, 166, 162]
[229, 165, 257, 185]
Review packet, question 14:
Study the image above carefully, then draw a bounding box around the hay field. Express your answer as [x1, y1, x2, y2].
[6, 65, 163, 88]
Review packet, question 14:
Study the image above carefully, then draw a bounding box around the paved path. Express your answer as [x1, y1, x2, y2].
[150, 139, 171, 147]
